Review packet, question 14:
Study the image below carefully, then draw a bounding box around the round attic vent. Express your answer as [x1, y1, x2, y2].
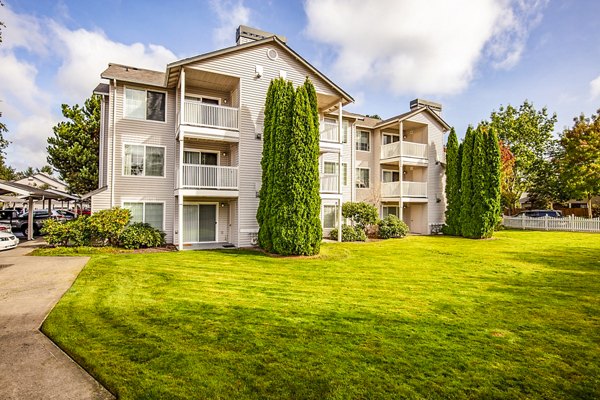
[266, 48, 279, 60]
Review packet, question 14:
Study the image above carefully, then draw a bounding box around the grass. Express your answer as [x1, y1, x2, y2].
[41, 231, 600, 399]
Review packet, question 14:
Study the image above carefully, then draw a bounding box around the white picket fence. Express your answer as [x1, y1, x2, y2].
[503, 215, 600, 233]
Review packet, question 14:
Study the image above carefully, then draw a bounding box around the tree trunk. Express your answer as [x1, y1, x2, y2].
[588, 194, 593, 219]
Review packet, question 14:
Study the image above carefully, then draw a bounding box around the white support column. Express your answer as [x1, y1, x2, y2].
[180, 68, 186, 127]
[27, 197, 34, 241]
[178, 196, 184, 251]
[337, 102, 343, 242]
[399, 121, 404, 220]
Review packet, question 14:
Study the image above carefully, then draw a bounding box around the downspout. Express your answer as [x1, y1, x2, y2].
[110, 78, 117, 208]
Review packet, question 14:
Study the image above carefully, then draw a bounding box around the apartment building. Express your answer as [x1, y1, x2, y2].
[90, 26, 450, 249]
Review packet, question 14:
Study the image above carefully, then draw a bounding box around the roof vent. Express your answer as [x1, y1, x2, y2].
[410, 98, 442, 115]
[236, 25, 287, 45]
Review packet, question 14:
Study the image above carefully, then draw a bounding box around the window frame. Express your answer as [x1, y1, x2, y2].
[124, 86, 168, 123]
[122, 143, 166, 178]
[356, 130, 371, 152]
[355, 167, 370, 189]
[382, 205, 400, 218]
[184, 94, 222, 105]
[182, 148, 221, 166]
[382, 133, 400, 145]
[122, 200, 165, 231]
[382, 169, 401, 183]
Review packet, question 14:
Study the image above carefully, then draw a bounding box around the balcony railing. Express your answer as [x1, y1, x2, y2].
[182, 164, 238, 190]
[320, 124, 339, 142]
[381, 181, 427, 198]
[320, 173, 339, 193]
[380, 141, 428, 159]
[183, 101, 239, 130]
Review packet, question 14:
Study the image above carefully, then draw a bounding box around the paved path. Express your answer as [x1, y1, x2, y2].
[0, 239, 114, 400]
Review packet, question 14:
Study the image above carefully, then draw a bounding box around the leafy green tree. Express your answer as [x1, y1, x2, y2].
[490, 101, 557, 212]
[527, 141, 568, 209]
[556, 110, 600, 218]
[484, 124, 502, 233]
[465, 124, 488, 238]
[47, 95, 100, 194]
[443, 128, 461, 235]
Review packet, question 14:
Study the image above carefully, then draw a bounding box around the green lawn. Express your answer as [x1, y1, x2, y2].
[41, 231, 600, 399]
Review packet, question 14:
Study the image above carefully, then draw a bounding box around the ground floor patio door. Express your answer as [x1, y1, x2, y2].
[183, 203, 217, 243]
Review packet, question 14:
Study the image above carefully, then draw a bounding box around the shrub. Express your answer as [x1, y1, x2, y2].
[378, 215, 409, 239]
[42, 216, 92, 246]
[329, 225, 366, 242]
[89, 207, 130, 246]
[342, 202, 379, 231]
[119, 223, 165, 249]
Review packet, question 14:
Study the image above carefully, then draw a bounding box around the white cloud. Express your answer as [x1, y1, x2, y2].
[209, 0, 251, 48]
[0, 4, 177, 171]
[590, 75, 600, 100]
[304, 0, 548, 96]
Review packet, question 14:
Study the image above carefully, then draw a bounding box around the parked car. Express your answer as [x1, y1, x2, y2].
[55, 209, 77, 220]
[513, 210, 563, 218]
[0, 230, 19, 251]
[0, 222, 12, 233]
[15, 210, 63, 237]
[0, 209, 20, 233]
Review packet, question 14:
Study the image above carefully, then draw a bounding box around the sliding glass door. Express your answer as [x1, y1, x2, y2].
[183, 203, 217, 243]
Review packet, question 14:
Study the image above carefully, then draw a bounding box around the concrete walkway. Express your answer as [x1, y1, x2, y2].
[0, 239, 114, 400]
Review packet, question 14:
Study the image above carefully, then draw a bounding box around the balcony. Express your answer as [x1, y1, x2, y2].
[320, 173, 339, 193]
[183, 101, 239, 130]
[182, 164, 238, 190]
[381, 181, 427, 198]
[380, 141, 428, 160]
[319, 124, 342, 153]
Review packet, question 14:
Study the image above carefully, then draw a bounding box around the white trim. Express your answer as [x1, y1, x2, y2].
[122, 142, 167, 178]
[123, 85, 168, 124]
[121, 199, 166, 232]
[355, 167, 371, 189]
[182, 202, 219, 243]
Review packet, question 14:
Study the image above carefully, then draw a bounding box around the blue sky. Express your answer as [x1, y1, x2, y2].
[1, 0, 599, 171]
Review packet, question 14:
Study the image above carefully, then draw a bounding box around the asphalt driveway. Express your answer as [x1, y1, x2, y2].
[0, 239, 113, 399]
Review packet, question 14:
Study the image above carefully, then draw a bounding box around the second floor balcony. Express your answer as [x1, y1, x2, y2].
[381, 181, 427, 198]
[182, 101, 239, 131]
[320, 173, 339, 193]
[381, 141, 428, 160]
[182, 164, 238, 190]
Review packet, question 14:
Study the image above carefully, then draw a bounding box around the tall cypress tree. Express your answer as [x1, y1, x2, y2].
[484, 125, 502, 235]
[459, 126, 475, 237]
[443, 128, 460, 235]
[257, 80, 277, 251]
[467, 124, 488, 238]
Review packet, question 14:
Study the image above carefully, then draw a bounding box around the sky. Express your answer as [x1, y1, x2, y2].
[1, 0, 599, 171]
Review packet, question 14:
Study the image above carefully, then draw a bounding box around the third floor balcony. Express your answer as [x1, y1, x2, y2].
[380, 141, 428, 161]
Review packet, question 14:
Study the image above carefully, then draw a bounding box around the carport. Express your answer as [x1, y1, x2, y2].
[0, 180, 66, 240]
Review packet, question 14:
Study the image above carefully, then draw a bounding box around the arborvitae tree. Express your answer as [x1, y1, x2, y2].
[269, 80, 295, 254]
[257, 79, 277, 251]
[443, 128, 460, 235]
[484, 125, 502, 234]
[466, 125, 488, 238]
[459, 126, 475, 236]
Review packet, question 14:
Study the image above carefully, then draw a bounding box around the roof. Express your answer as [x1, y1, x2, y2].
[165, 36, 353, 105]
[0, 180, 66, 199]
[93, 83, 110, 95]
[375, 106, 451, 131]
[101, 63, 166, 87]
[81, 186, 107, 200]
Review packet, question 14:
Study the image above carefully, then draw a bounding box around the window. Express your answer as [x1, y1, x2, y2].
[343, 120, 349, 143]
[382, 206, 399, 218]
[125, 88, 166, 121]
[123, 202, 164, 230]
[383, 133, 400, 145]
[184, 150, 218, 166]
[382, 170, 400, 183]
[323, 161, 338, 174]
[356, 168, 370, 188]
[123, 144, 165, 177]
[342, 163, 348, 186]
[356, 131, 370, 151]
[323, 205, 337, 229]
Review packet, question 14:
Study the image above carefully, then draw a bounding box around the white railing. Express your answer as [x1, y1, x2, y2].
[182, 165, 238, 189]
[381, 181, 427, 197]
[503, 215, 600, 233]
[183, 101, 239, 130]
[320, 174, 339, 193]
[320, 124, 339, 142]
[380, 141, 428, 159]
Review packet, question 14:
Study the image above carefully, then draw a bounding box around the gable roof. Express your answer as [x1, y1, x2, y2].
[165, 36, 353, 105]
[375, 106, 451, 131]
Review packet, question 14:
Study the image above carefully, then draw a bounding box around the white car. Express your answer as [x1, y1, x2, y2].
[0, 230, 19, 251]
